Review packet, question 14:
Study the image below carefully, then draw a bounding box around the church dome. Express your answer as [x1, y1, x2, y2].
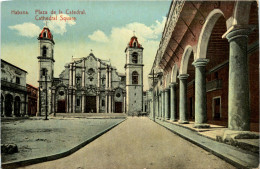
[128, 36, 142, 48]
[38, 26, 54, 43]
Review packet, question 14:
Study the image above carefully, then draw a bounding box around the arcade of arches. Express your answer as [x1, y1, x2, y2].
[148, 1, 259, 132]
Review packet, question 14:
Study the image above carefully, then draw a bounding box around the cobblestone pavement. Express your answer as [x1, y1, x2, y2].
[2, 118, 124, 163]
[19, 117, 235, 169]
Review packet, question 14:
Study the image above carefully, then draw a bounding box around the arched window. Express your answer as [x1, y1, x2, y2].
[43, 31, 47, 38]
[133, 42, 137, 47]
[132, 52, 138, 63]
[132, 71, 138, 84]
[42, 46, 47, 57]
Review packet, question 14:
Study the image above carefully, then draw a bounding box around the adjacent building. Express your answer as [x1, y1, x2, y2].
[27, 84, 38, 116]
[148, 1, 259, 132]
[1, 59, 28, 117]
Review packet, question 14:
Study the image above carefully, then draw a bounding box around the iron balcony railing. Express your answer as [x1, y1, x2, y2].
[1, 80, 27, 92]
[206, 79, 222, 92]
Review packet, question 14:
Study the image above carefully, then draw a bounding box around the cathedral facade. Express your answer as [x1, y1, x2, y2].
[37, 26, 144, 115]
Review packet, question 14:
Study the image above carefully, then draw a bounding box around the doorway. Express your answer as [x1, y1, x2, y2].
[213, 97, 221, 119]
[115, 102, 122, 113]
[57, 100, 66, 113]
[85, 96, 96, 113]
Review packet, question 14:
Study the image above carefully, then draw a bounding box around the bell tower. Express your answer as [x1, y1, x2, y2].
[125, 36, 144, 115]
[37, 26, 55, 116]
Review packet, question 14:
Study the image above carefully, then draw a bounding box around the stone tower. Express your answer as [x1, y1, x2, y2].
[37, 26, 55, 116]
[125, 36, 144, 115]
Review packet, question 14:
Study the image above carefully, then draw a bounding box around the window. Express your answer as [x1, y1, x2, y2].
[132, 52, 138, 63]
[102, 100, 105, 106]
[42, 68, 47, 76]
[133, 42, 137, 48]
[214, 72, 219, 79]
[87, 68, 95, 75]
[116, 93, 121, 98]
[43, 32, 47, 38]
[42, 46, 47, 57]
[16, 77, 20, 84]
[132, 71, 138, 84]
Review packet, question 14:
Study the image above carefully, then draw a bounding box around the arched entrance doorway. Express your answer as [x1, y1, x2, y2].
[14, 96, 21, 116]
[5, 94, 13, 117]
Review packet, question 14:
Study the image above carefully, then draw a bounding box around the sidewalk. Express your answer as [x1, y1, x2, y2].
[164, 120, 259, 154]
[155, 118, 259, 169]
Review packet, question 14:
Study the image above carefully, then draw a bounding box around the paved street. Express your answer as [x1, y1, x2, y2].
[19, 117, 235, 169]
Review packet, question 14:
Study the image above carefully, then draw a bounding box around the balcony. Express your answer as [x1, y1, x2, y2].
[1, 80, 27, 92]
[206, 79, 222, 92]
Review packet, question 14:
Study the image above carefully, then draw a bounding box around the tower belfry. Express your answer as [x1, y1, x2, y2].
[37, 26, 55, 116]
[125, 35, 144, 115]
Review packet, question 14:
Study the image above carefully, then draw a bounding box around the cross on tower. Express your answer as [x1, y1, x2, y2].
[91, 49, 93, 53]
[45, 21, 48, 27]
[133, 30, 135, 36]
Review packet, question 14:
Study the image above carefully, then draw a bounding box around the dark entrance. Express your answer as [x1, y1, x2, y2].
[115, 102, 122, 113]
[5, 94, 13, 117]
[57, 100, 66, 113]
[213, 98, 221, 119]
[85, 96, 96, 113]
[14, 96, 21, 116]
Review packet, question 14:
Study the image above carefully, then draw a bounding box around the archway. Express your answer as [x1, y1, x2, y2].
[14, 96, 21, 116]
[55, 86, 67, 113]
[195, 8, 229, 126]
[180, 45, 195, 121]
[5, 94, 13, 117]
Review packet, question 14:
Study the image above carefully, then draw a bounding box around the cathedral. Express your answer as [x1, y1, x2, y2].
[37, 26, 144, 115]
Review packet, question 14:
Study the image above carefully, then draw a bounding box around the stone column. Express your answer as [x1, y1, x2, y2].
[81, 94, 85, 113]
[170, 83, 177, 121]
[158, 92, 161, 119]
[178, 74, 189, 124]
[72, 63, 76, 113]
[51, 89, 55, 114]
[109, 68, 112, 89]
[123, 92, 126, 113]
[155, 96, 158, 118]
[226, 28, 251, 131]
[81, 64, 85, 113]
[106, 67, 109, 90]
[66, 92, 69, 113]
[105, 92, 108, 113]
[11, 100, 14, 117]
[96, 92, 100, 113]
[192, 58, 209, 128]
[2, 98, 5, 117]
[161, 90, 165, 121]
[69, 63, 73, 86]
[165, 88, 170, 120]
[68, 90, 71, 113]
[108, 92, 111, 113]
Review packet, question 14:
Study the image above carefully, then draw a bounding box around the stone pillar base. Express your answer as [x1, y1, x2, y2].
[178, 120, 189, 124]
[193, 123, 210, 128]
[217, 129, 259, 142]
[170, 119, 177, 122]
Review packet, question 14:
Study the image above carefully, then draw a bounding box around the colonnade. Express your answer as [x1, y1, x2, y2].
[149, 27, 252, 131]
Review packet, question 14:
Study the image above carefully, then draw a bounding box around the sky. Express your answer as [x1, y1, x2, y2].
[1, 0, 171, 90]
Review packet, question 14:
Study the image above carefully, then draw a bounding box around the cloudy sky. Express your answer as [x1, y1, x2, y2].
[1, 1, 171, 90]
